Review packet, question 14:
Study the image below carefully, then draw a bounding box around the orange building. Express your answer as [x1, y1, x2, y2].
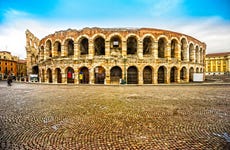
[0, 51, 23, 80]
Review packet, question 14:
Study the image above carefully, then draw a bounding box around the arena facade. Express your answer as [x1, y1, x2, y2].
[25, 27, 206, 84]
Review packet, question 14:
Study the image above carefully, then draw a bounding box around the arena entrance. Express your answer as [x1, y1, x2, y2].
[180, 67, 187, 81]
[47, 68, 52, 83]
[55, 68, 62, 83]
[170, 67, 177, 83]
[94, 66, 105, 84]
[32, 66, 39, 74]
[79, 67, 89, 84]
[158, 66, 166, 83]
[127, 66, 138, 84]
[189, 67, 194, 82]
[66, 67, 74, 83]
[110, 66, 122, 84]
[143, 66, 152, 84]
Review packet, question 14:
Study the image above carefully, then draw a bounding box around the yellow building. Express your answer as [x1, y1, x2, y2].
[205, 52, 230, 75]
[0, 51, 27, 80]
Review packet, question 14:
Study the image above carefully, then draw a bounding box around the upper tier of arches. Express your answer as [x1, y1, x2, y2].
[28, 28, 206, 64]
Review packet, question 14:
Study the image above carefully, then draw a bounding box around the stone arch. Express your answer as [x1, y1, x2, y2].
[79, 67, 89, 84]
[110, 66, 122, 84]
[127, 35, 138, 55]
[196, 67, 199, 73]
[189, 43, 195, 62]
[47, 68, 52, 83]
[181, 38, 187, 61]
[110, 35, 122, 50]
[41, 69, 45, 82]
[158, 37, 167, 58]
[40, 46, 44, 60]
[180, 66, 187, 81]
[189, 67, 194, 82]
[79, 37, 89, 55]
[200, 47, 203, 63]
[143, 66, 153, 84]
[55, 68, 62, 83]
[94, 66, 106, 84]
[66, 67, 74, 83]
[200, 68, 203, 73]
[64, 39, 74, 56]
[127, 66, 138, 84]
[170, 66, 178, 83]
[158, 66, 167, 83]
[94, 36, 105, 56]
[195, 45, 199, 63]
[45, 39, 52, 57]
[53, 40, 62, 57]
[171, 39, 179, 58]
[143, 36, 154, 55]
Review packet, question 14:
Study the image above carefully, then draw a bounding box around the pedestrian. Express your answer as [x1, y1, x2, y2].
[7, 73, 12, 86]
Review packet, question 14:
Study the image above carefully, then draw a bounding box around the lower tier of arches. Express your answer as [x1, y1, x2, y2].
[34, 64, 204, 84]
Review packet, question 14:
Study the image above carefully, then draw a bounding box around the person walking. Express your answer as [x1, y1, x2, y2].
[7, 72, 12, 86]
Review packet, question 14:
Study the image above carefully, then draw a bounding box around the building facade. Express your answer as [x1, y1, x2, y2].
[0, 51, 18, 79]
[0, 51, 27, 80]
[205, 52, 230, 75]
[26, 27, 206, 84]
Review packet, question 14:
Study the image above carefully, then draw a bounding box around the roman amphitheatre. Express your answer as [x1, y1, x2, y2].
[26, 27, 206, 84]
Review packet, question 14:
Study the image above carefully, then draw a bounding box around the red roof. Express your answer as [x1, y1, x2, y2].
[206, 52, 230, 57]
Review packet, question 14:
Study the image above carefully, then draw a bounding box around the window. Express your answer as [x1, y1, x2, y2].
[0, 67, 1, 71]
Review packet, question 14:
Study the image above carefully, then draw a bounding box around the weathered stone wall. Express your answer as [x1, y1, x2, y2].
[26, 27, 206, 84]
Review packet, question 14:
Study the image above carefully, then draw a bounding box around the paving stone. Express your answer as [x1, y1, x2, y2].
[0, 81, 229, 149]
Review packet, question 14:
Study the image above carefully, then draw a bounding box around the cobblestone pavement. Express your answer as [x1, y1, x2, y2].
[0, 81, 229, 149]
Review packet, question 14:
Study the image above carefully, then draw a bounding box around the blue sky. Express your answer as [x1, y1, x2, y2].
[0, 0, 230, 58]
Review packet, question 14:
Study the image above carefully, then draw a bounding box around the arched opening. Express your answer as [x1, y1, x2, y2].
[196, 67, 199, 73]
[143, 66, 152, 84]
[127, 66, 138, 84]
[180, 67, 187, 81]
[54, 41, 61, 57]
[200, 48, 203, 63]
[189, 43, 194, 62]
[110, 66, 122, 84]
[47, 68, 52, 83]
[55, 68, 62, 83]
[66, 67, 74, 83]
[143, 37, 152, 55]
[65, 39, 74, 56]
[158, 66, 166, 83]
[170, 67, 177, 83]
[196, 46, 199, 63]
[32, 66, 39, 74]
[110, 35, 122, 49]
[158, 38, 166, 58]
[94, 37, 105, 56]
[40, 46, 44, 60]
[127, 36, 137, 55]
[181, 38, 187, 61]
[189, 67, 194, 82]
[95, 66, 105, 84]
[200, 68, 203, 73]
[46, 40, 52, 57]
[171, 39, 177, 58]
[79, 67, 89, 84]
[80, 38, 88, 55]
[41, 69, 45, 82]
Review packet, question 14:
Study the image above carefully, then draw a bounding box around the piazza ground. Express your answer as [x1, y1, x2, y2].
[0, 81, 229, 149]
